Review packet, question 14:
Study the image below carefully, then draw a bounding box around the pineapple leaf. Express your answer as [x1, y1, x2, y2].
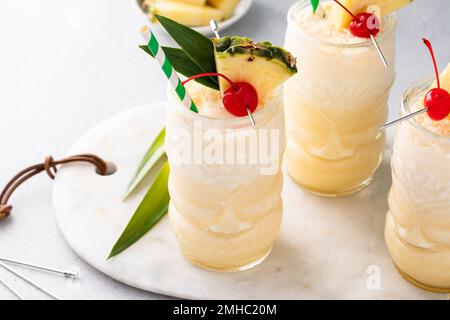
[139, 45, 219, 90]
[155, 15, 218, 83]
[123, 126, 167, 200]
[109, 162, 170, 259]
[310, 0, 320, 12]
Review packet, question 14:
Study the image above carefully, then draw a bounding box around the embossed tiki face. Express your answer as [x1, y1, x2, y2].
[164, 86, 286, 270]
[389, 78, 450, 251]
[283, 0, 397, 196]
[385, 77, 450, 291]
[165, 88, 285, 233]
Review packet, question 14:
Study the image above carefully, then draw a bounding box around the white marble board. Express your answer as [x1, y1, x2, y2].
[52, 102, 446, 300]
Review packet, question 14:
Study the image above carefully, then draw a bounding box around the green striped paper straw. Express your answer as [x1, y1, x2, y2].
[140, 26, 198, 113]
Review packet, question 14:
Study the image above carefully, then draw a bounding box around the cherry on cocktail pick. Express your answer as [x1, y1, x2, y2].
[333, 0, 387, 68]
[208, 19, 256, 126]
[423, 38, 450, 121]
[182, 72, 258, 118]
[381, 38, 450, 130]
[349, 12, 380, 38]
[222, 82, 258, 117]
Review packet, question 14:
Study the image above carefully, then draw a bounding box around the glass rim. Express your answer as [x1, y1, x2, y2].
[402, 75, 450, 141]
[166, 85, 282, 127]
[286, 0, 397, 49]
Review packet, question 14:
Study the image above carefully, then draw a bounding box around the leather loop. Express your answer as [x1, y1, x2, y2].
[44, 156, 57, 179]
[0, 205, 12, 220]
[0, 154, 109, 220]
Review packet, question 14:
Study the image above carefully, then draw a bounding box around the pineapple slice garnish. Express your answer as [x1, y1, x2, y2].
[213, 36, 298, 102]
[430, 63, 450, 91]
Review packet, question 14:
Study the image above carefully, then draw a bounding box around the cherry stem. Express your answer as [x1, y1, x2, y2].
[334, 0, 355, 18]
[182, 72, 238, 90]
[423, 38, 441, 89]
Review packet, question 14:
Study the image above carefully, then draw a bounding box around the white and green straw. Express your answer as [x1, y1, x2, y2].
[140, 26, 198, 113]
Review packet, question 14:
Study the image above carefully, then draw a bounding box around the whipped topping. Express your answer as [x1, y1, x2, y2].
[184, 81, 232, 118]
[185, 81, 275, 119]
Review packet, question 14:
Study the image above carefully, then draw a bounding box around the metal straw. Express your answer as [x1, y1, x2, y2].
[0, 261, 59, 300]
[209, 19, 256, 126]
[0, 257, 78, 279]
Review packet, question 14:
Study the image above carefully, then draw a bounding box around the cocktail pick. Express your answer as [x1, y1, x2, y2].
[380, 108, 427, 130]
[209, 19, 220, 39]
[334, 0, 388, 68]
[0, 261, 59, 300]
[370, 34, 388, 68]
[0, 257, 79, 279]
[0, 276, 24, 300]
[209, 19, 256, 126]
[381, 38, 450, 130]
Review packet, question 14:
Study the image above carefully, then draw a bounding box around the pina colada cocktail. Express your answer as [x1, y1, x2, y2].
[385, 40, 450, 292]
[164, 36, 297, 271]
[284, 0, 411, 196]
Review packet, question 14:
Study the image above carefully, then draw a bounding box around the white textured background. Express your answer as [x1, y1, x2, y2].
[0, 0, 448, 299]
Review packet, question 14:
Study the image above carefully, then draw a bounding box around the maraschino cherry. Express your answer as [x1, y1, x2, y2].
[182, 72, 258, 117]
[334, 0, 380, 38]
[422, 38, 450, 121]
[381, 39, 450, 130]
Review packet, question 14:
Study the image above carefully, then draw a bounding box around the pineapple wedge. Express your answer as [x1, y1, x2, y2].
[213, 36, 298, 100]
[207, 0, 240, 19]
[147, 0, 222, 26]
[150, 0, 206, 5]
[329, 0, 414, 31]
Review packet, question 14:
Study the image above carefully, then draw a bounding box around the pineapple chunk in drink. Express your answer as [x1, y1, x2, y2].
[430, 63, 450, 91]
[328, 0, 414, 31]
[429, 63, 450, 119]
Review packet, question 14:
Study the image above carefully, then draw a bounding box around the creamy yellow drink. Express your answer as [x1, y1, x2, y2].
[162, 34, 297, 271]
[139, 16, 297, 271]
[385, 74, 450, 292]
[284, 0, 397, 196]
[165, 82, 286, 271]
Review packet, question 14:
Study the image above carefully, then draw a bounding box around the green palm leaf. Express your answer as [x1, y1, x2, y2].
[109, 162, 170, 259]
[139, 45, 219, 90]
[124, 127, 166, 199]
[155, 15, 218, 85]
